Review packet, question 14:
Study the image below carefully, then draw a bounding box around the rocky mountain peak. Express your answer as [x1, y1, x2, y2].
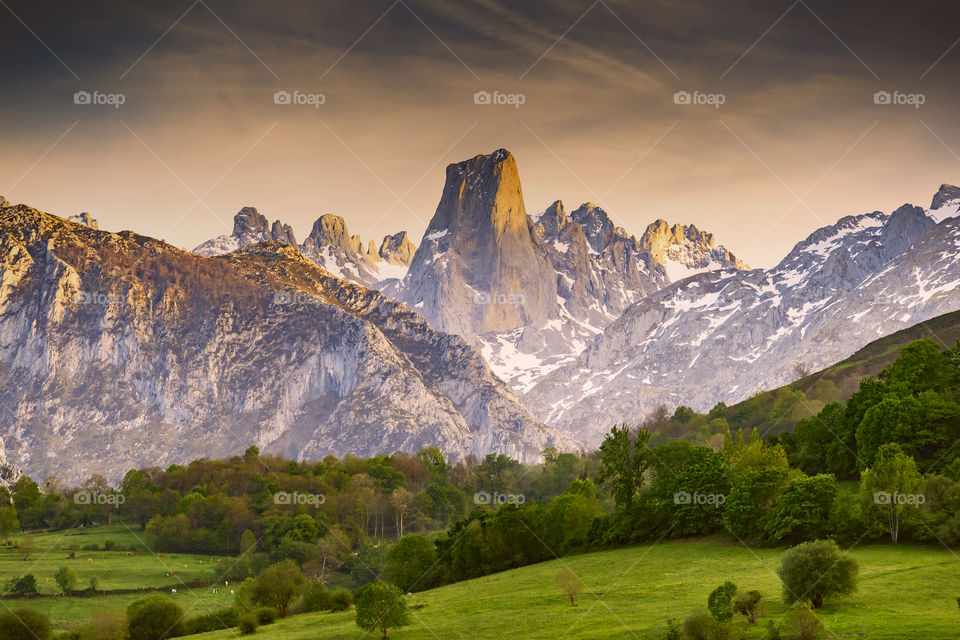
[67, 212, 99, 229]
[379, 231, 416, 265]
[308, 214, 358, 253]
[271, 220, 297, 246]
[0, 195, 10, 209]
[232, 206, 269, 236]
[931, 184, 960, 210]
[570, 203, 623, 251]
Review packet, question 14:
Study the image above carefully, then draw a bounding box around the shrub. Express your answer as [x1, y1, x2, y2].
[764, 620, 781, 640]
[77, 609, 127, 640]
[556, 568, 585, 606]
[54, 566, 79, 594]
[683, 609, 719, 640]
[778, 540, 857, 608]
[253, 607, 276, 625]
[733, 590, 763, 624]
[237, 613, 258, 635]
[0, 608, 52, 640]
[784, 603, 823, 639]
[330, 588, 353, 611]
[126, 595, 185, 640]
[663, 618, 682, 640]
[8, 574, 38, 596]
[299, 581, 333, 612]
[707, 581, 737, 621]
[183, 608, 238, 634]
[248, 560, 304, 617]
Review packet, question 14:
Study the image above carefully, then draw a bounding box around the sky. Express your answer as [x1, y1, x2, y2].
[1, 0, 959, 268]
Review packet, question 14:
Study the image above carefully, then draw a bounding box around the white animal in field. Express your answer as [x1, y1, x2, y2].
[230, 590, 235, 595]
[171, 588, 177, 593]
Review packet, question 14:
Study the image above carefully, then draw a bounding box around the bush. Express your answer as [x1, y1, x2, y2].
[330, 588, 353, 611]
[733, 590, 763, 624]
[764, 620, 781, 640]
[0, 608, 52, 640]
[683, 609, 719, 640]
[183, 608, 239, 634]
[54, 567, 79, 594]
[8, 574, 38, 596]
[778, 540, 857, 608]
[126, 595, 185, 640]
[253, 607, 276, 625]
[663, 618, 682, 640]
[77, 609, 127, 640]
[237, 613, 258, 635]
[299, 581, 333, 612]
[103, 540, 117, 551]
[784, 603, 823, 639]
[708, 581, 737, 621]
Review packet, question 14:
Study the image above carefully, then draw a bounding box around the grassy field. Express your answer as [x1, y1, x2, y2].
[0, 525, 237, 630]
[192, 539, 958, 640]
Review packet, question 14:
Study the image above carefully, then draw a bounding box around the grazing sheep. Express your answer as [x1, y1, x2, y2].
[171, 588, 177, 593]
[230, 590, 234, 595]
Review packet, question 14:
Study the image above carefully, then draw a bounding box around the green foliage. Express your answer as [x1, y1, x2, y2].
[237, 612, 258, 634]
[383, 534, 437, 592]
[299, 581, 333, 612]
[783, 603, 824, 639]
[54, 566, 79, 593]
[733, 590, 762, 623]
[556, 568, 584, 605]
[778, 540, 858, 608]
[859, 443, 923, 543]
[8, 573, 38, 595]
[707, 581, 737, 621]
[767, 475, 838, 543]
[0, 506, 18, 543]
[597, 425, 650, 511]
[249, 560, 304, 617]
[126, 595, 184, 640]
[683, 609, 720, 640]
[355, 582, 410, 638]
[330, 588, 354, 611]
[0, 607, 52, 640]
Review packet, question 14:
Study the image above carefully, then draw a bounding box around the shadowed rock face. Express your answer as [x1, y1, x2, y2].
[932, 184, 960, 209]
[0, 204, 573, 482]
[379, 231, 416, 265]
[402, 149, 558, 336]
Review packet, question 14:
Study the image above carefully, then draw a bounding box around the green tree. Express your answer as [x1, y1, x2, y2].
[734, 590, 763, 624]
[0, 607, 52, 640]
[8, 574, 37, 595]
[355, 582, 410, 638]
[767, 475, 838, 543]
[0, 506, 17, 544]
[126, 595, 184, 640]
[53, 566, 78, 593]
[783, 603, 823, 639]
[778, 540, 857, 608]
[249, 559, 304, 617]
[597, 425, 650, 511]
[556, 568, 584, 605]
[707, 581, 737, 621]
[383, 534, 437, 592]
[859, 443, 923, 543]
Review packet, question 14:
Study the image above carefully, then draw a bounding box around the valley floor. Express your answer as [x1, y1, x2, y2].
[192, 539, 958, 640]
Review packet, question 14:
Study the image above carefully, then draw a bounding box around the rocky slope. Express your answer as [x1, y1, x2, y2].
[0, 201, 573, 482]
[194, 208, 415, 288]
[393, 149, 747, 391]
[526, 186, 960, 446]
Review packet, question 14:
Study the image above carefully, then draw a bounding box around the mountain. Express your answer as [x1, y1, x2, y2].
[0, 201, 573, 482]
[394, 149, 747, 391]
[194, 209, 415, 288]
[525, 187, 960, 446]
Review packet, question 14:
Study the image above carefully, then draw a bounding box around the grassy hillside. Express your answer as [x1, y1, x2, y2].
[725, 309, 960, 434]
[0, 526, 235, 630]
[193, 540, 959, 640]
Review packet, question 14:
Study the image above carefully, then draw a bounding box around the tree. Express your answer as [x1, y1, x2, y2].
[556, 568, 584, 605]
[126, 595, 184, 640]
[733, 590, 763, 624]
[0, 506, 17, 545]
[249, 559, 304, 617]
[707, 581, 737, 621]
[390, 488, 413, 538]
[18, 534, 36, 561]
[54, 566, 78, 593]
[355, 582, 410, 638]
[778, 540, 858, 608]
[860, 443, 922, 543]
[767, 475, 838, 543]
[0, 607, 52, 640]
[597, 425, 650, 511]
[383, 534, 437, 592]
